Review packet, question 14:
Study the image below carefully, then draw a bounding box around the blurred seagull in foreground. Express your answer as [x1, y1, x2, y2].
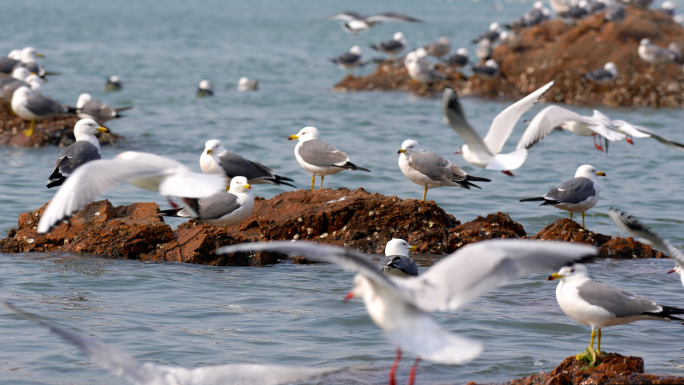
[383, 239, 419, 278]
[325, 11, 421, 35]
[442, 81, 555, 176]
[47, 119, 108, 188]
[583, 62, 617, 84]
[0, 299, 346, 385]
[370, 32, 407, 58]
[217, 239, 597, 385]
[330, 46, 364, 75]
[76, 93, 132, 126]
[423, 36, 450, 59]
[196, 80, 214, 97]
[520, 164, 605, 228]
[608, 207, 684, 287]
[105, 75, 123, 91]
[237, 77, 258, 91]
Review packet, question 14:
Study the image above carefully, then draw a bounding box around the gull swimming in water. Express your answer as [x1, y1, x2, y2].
[200, 139, 295, 188]
[237, 77, 258, 91]
[442, 81, 554, 176]
[0, 299, 346, 385]
[11, 86, 76, 137]
[370, 32, 407, 58]
[47, 119, 108, 188]
[37, 151, 226, 233]
[325, 11, 421, 35]
[520, 164, 605, 228]
[105, 75, 123, 91]
[76, 93, 132, 126]
[217, 239, 597, 385]
[547, 263, 684, 365]
[608, 207, 684, 287]
[383, 238, 419, 278]
[397, 139, 490, 202]
[196, 80, 214, 97]
[287, 126, 370, 190]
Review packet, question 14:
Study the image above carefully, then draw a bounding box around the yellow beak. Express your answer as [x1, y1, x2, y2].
[97, 126, 109, 133]
[245, 183, 252, 189]
[546, 273, 564, 281]
[398, 149, 406, 154]
[408, 245, 417, 252]
[207, 149, 213, 154]
[597, 171, 606, 177]
[287, 134, 299, 141]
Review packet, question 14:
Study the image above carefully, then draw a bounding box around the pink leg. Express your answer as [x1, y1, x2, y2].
[501, 170, 514, 177]
[626, 135, 634, 145]
[408, 357, 421, 385]
[166, 198, 179, 209]
[389, 347, 402, 385]
[592, 134, 604, 151]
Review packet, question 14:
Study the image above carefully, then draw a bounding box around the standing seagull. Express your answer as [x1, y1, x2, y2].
[445, 48, 469, 68]
[325, 11, 421, 35]
[0, 299, 346, 385]
[160, 176, 254, 231]
[470, 22, 502, 44]
[547, 264, 684, 365]
[76, 93, 132, 126]
[383, 238, 419, 278]
[330, 46, 364, 75]
[397, 139, 490, 202]
[423, 37, 450, 59]
[404, 48, 446, 85]
[520, 164, 605, 228]
[583, 62, 617, 84]
[11, 86, 76, 137]
[370, 32, 407, 58]
[200, 139, 295, 188]
[287, 126, 370, 190]
[47, 119, 108, 188]
[218, 239, 597, 385]
[608, 207, 684, 287]
[442, 81, 554, 176]
[638, 38, 677, 70]
[471, 59, 500, 79]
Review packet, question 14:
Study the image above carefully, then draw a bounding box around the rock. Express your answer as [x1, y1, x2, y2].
[465, 353, 684, 385]
[335, 7, 684, 108]
[0, 101, 122, 147]
[448, 212, 526, 250]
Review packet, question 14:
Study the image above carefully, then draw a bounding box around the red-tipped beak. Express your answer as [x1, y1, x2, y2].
[546, 275, 555, 281]
[668, 269, 676, 274]
[344, 292, 354, 301]
[454, 151, 461, 154]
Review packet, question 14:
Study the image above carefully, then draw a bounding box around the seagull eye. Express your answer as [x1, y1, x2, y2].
[570, 269, 575, 273]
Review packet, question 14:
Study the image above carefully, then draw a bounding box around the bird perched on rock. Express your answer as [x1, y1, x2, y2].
[668, 42, 683, 63]
[325, 11, 421, 35]
[47, 119, 108, 188]
[237, 77, 258, 91]
[445, 48, 469, 68]
[196, 80, 214, 96]
[383, 238, 419, 278]
[471, 22, 501, 44]
[76, 93, 132, 126]
[0, 71, 43, 101]
[370, 32, 407, 58]
[604, 2, 626, 22]
[287, 126, 370, 190]
[471, 59, 499, 79]
[159, 176, 254, 231]
[105, 75, 123, 91]
[423, 36, 450, 59]
[397, 139, 490, 202]
[11, 86, 77, 137]
[520, 164, 605, 228]
[506, 1, 550, 29]
[200, 139, 295, 188]
[583, 62, 617, 84]
[0, 47, 44, 77]
[404, 48, 446, 85]
[547, 263, 684, 365]
[660, 0, 675, 16]
[638, 38, 677, 69]
[475, 39, 492, 62]
[331, 46, 364, 75]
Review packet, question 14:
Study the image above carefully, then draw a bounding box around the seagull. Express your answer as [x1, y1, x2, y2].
[475, 39, 492, 62]
[668, 42, 683, 64]
[76, 93, 132, 126]
[608, 207, 684, 287]
[638, 38, 677, 69]
[287, 126, 370, 191]
[370, 32, 407, 57]
[442, 81, 554, 176]
[383, 238, 418, 278]
[10, 86, 77, 137]
[0, 299, 346, 385]
[423, 37, 450, 59]
[325, 11, 421, 35]
[471, 59, 500, 79]
[237, 77, 258, 91]
[520, 164, 605, 228]
[516, 105, 625, 152]
[159, 176, 254, 231]
[37, 151, 226, 234]
[471, 22, 502, 44]
[611, 119, 684, 151]
[47, 119, 109, 188]
[105, 75, 123, 91]
[444, 48, 469, 68]
[547, 263, 684, 365]
[0, 72, 43, 101]
[200, 139, 295, 188]
[506, 1, 550, 29]
[330, 46, 364, 75]
[197, 80, 214, 97]
[660, 0, 676, 16]
[397, 139, 491, 202]
[217, 239, 598, 385]
[549, 0, 572, 14]
[404, 48, 446, 85]
[604, 2, 626, 22]
[0, 66, 31, 87]
[583, 62, 617, 84]
[0, 47, 44, 76]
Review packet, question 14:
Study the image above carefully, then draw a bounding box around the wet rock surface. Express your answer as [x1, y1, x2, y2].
[466, 353, 684, 385]
[335, 7, 684, 108]
[0, 188, 667, 266]
[0, 101, 122, 147]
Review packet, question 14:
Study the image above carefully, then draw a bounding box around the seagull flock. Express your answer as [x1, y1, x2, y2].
[4, 2, 684, 385]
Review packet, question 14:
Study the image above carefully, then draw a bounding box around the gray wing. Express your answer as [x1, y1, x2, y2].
[80, 100, 117, 121]
[442, 88, 492, 155]
[54, 142, 101, 176]
[0, 57, 19, 73]
[385, 255, 419, 277]
[0, 299, 160, 385]
[614, 120, 684, 152]
[408, 152, 454, 182]
[198, 191, 241, 220]
[366, 12, 421, 22]
[325, 11, 365, 21]
[576, 280, 662, 317]
[399, 239, 597, 312]
[608, 208, 684, 268]
[584, 68, 612, 81]
[297, 140, 349, 166]
[178, 364, 345, 385]
[25, 93, 67, 116]
[544, 177, 595, 204]
[333, 53, 361, 65]
[517, 105, 593, 150]
[217, 150, 275, 180]
[376, 40, 403, 51]
[0, 79, 28, 100]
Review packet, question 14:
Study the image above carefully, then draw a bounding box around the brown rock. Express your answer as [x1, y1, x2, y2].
[448, 212, 526, 251]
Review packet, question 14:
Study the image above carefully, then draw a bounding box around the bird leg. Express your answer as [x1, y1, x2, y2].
[310, 175, 315, 191]
[389, 347, 402, 385]
[320, 175, 325, 190]
[592, 134, 604, 152]
[501, 170, 514, 177]
[597, 329, 603, 356]
[24, 120, 36, 137]
[422, 185, 428, 201]
[408, 357, 421, 385]
[581, 212, 586, 229]
[575, 329, 599, 365]
[569, 212, 573, 221]
[626, 135, 634, 145]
